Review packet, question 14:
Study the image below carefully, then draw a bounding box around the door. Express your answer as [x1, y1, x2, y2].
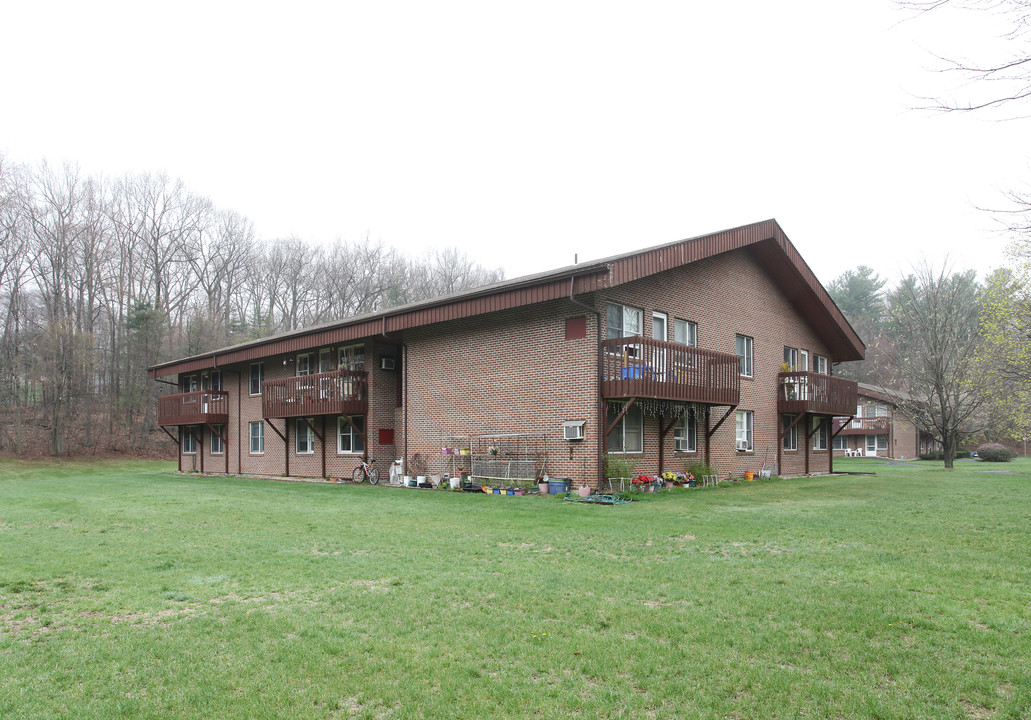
[652, 312, 667, 377]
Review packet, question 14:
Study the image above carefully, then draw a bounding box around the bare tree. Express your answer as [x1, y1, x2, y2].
[884, 262, 986, 468]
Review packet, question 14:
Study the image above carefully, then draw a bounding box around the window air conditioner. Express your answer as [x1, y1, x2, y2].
[736, 440, 749, 451]
[563, 420, 586, 441]
[380, 357, 396, 371]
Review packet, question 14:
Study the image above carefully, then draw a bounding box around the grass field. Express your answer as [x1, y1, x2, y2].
[1, 457, 1029, 719]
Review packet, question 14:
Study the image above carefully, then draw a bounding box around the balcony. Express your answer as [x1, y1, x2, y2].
[601, 337, 741, 406]
[778, 371, 858, 417]
[158, 391, 229, 426]
[833, 416, 890, 435]
[262, 369, 368, 419]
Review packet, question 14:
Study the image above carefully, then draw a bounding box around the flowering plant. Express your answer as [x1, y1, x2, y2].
[631, 474, 653, 486]
[488, 445, 499, 456]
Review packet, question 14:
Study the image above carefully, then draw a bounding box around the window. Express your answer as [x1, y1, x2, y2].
[799, 349, 809, 371]
[872, 404, 889, 417]
[182, 374, 199, 392]
[296, 353, 314, 376]
[736, 335, 753, 378]
[867, 434, 889, 453]
[782, 415, 797, 451]
[812, 417, 828, 450]
[296, 419, 314, 454]
[607, 402, 643, 453]
[833, 434, 848, 450]
[735, 411, 753, 451]
[249, 421, 264, 454]
[337, 415, 365, 454]
[249, 363, 264, 395]
[814, 355, 829, 374]
[182, 428, 197, 454]
[606, 303, 643, 340]
[652, 312, 667, 342]
[209, 371, 223, 391]
[783, 347, 798, 371]
[338, 344, 365, 371]
[674, 413, 696, 453]
[319, 348, 334, 373]
[674, 319, 698, 346]
[211, 424, 224, 455]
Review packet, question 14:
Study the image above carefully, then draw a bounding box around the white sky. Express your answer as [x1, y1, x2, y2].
[2, 0, 1027, 287]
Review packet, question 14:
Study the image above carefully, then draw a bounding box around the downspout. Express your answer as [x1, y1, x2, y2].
[569, 276, 604, 487]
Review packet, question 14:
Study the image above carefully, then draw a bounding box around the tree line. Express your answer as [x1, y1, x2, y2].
[0, 156, 503, 457]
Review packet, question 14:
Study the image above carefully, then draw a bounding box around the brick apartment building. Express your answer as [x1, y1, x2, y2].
[833, 383, 935, 460]
[149, 219, 865, 487]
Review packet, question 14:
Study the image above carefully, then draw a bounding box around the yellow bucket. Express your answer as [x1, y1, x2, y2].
[744, 471, 754, 482]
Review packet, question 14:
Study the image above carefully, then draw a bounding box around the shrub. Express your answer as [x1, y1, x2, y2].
[976, 443, 1017, 462]
[604, 454, 638, 479]
[919, 451, 943, 460]
[685, 459, 715, 479]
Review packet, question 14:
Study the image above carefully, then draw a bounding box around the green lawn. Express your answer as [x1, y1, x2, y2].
[1, 457, 1029, 719]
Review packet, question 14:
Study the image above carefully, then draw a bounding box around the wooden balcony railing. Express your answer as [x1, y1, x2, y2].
[158, 391, 229, 426]
[601, 336, 741, 406]
[262, 369, 368, 419]
[833, 416, 890, 434]
[778, 371, 858, 417]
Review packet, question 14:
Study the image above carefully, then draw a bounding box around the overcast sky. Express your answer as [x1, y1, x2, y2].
[2, 1, 1027, 288]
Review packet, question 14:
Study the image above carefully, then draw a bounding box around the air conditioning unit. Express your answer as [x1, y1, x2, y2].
[736, 440, 749, 451]
[563, 420, 586, 441]
[380, 357, 396, 371]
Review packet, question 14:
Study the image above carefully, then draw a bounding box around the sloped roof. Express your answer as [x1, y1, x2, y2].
[149, 219, 864, 378]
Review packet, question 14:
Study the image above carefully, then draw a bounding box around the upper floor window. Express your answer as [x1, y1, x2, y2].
[319, 348, 334, 373]
[736, 335, 753, 378]
[814, 355, 829, 374]
[296, 353, 315, 376]
[799, 349, 809, 371]
[208, 371, 223, 391]
[783, 347, 798, 371]
[339, 344, 365, 371]
[249, 363, 264, 396]
[606, 303, 643, 340]
[182, 374, 199, 392]
[674, 319, 697, 347]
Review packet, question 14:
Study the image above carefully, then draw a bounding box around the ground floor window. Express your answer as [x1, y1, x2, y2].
[736, 410, 753, 451]
[249, 421, 264, 454]
[674, 412, 696, 453]
[338, 415, 365, 454]
[182, 427, 197, 454]
[812, 417, 828, 450]
[607, 402, 643, 453]
[832, 434, 848, 450]
[782, 414, 797, 451]
[867, 434, 888, 453]
[296, 419, 314, 454]
[211, 424, 224, 455]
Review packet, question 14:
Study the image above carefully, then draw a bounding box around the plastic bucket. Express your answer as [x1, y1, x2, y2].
[744, 471, 754, 482]
[548, 479, 571, 495]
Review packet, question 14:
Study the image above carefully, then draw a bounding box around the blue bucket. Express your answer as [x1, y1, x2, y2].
[548, 478, 571, 495]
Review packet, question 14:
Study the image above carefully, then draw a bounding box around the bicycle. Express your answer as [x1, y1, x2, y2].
[352, 458, 380, 485]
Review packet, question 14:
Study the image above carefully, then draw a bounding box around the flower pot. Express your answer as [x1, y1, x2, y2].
[514, 488, 526, 496]
[577, 485, 591, 497]
[538, 482, 549, 494]
[449, 477, 461, 489]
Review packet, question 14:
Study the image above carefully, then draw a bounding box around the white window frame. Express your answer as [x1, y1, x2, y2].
[607, 402, 643, 454]
[674, 319, 697, 347]
[867, 434, 888, 453]
[338, 344, 366, 371]
[249, 421, 264, 455]
[337, 415, 365, 455]
[319, 348, 334, 373]
[606, 302, 644, 340]
[674, 413, 697, 453]
[833, 434, 848, 451]
[736, 410, 753, 452]
[183, 374, 199, 393]
[211, 424, 224, 455]
[812, 417, 828, 450]
[249, 363, 264, 396]
[296, 419, 314, 454]
[782, 415, 797, 451]
[296, 352, 314, 377]
[182, 427, 197, 454]
[651, 311, 667, 342]
[814, 355, 829, 374]
[209, 371, 223, 391]
[736, 335, 754, 378]
[783, 347, 798, 371]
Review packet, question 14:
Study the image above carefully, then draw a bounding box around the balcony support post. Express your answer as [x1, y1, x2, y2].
[705, 405, 737, 467]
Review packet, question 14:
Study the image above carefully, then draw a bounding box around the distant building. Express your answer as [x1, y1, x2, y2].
[832, 383, 937, 459]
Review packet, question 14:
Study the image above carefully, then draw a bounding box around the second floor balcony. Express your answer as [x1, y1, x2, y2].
[833, 416, 891, 434]
[262, 369, 368, 419]
[601, 336, 741, 406]
[778, 371, 858, 417]
[158, 391, 229, 426]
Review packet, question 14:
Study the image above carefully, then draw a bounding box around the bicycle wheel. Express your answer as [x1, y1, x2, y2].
[368, 468, 380, 485]
[352, 466, 365, 484]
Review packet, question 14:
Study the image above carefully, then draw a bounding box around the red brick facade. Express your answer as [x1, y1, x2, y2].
[155, 220, 865, 486]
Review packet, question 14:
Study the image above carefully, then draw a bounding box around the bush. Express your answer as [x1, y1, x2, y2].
[955, 450, 971, 459]
[684, 459, 715, 479]
[976, 443, 1017, 462]
[919, 451, 943, 460]
[604, 454, 638, 479]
